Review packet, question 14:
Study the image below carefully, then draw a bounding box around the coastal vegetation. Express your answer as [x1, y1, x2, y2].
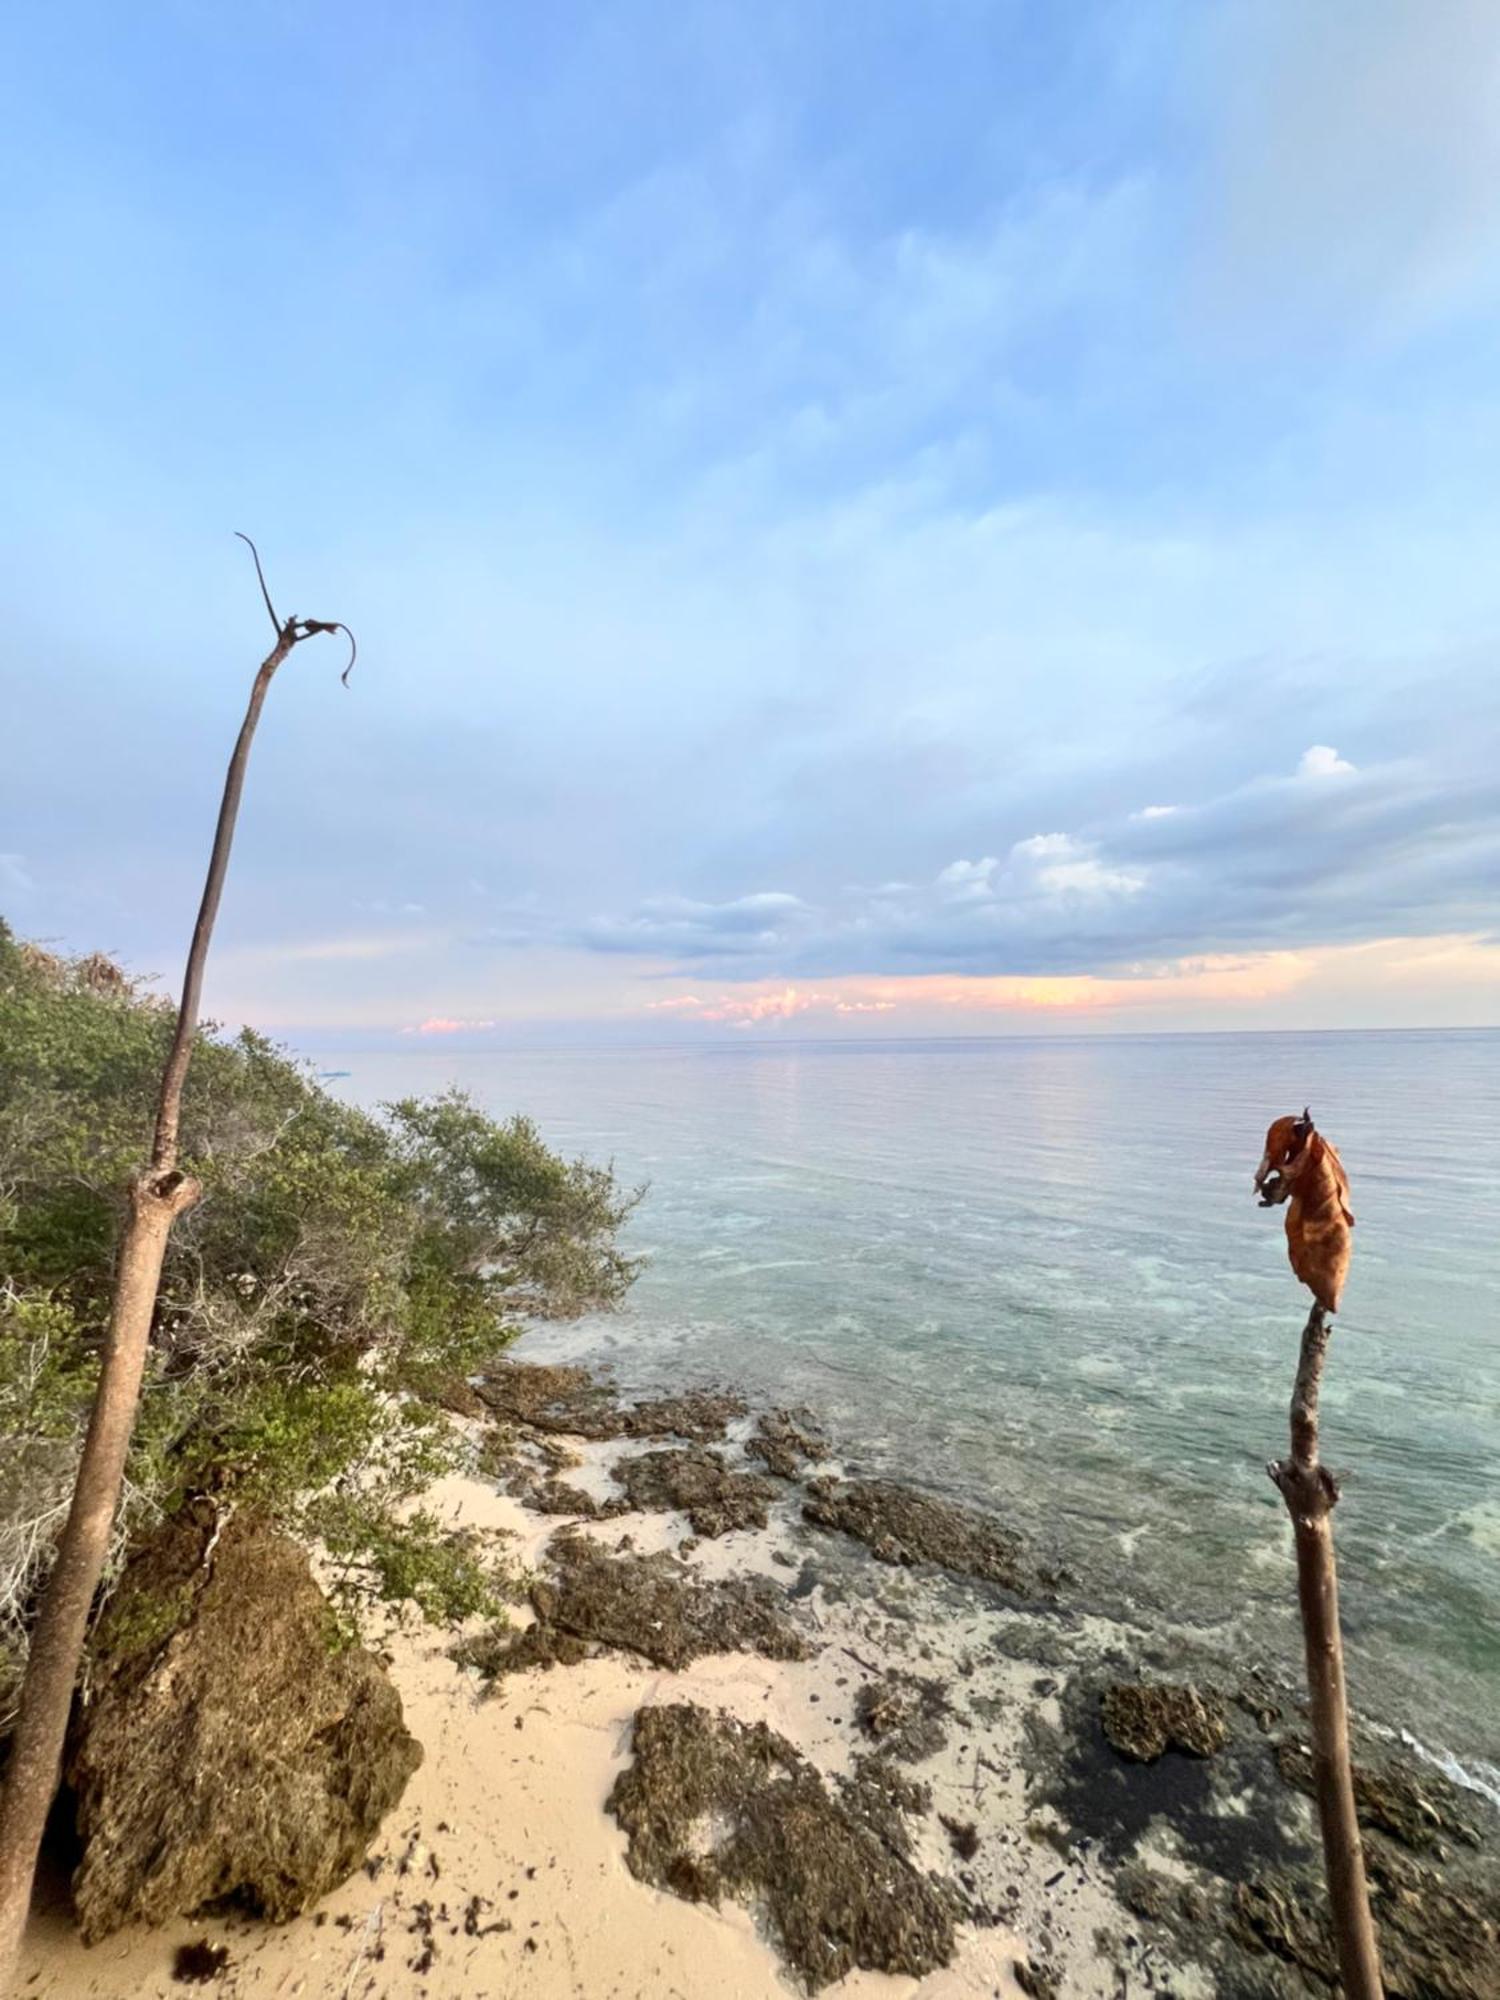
[0, 919, 640, 1709]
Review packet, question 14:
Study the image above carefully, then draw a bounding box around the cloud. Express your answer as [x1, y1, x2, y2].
[1010, 833, 1145, 899]
[579, 890, 813, 958]
[643, 932, 1500, 1032]
[656, 985, 898, 1029]
[935, 856, 997, 904]
[574, 743, 1499, 987]
[1297, 744, 1356, 779]
[3, 2, 1498, 1041]
[405, 1016, 498, 1035]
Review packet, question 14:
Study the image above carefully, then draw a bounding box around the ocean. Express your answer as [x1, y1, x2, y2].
[326, 1030, 1500, 1792]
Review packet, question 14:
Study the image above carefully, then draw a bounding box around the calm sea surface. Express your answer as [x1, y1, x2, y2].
[327, 1032, 1500, 1785]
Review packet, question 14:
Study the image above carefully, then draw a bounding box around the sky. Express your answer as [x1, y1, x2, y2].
[3, 0, 1499, 1044]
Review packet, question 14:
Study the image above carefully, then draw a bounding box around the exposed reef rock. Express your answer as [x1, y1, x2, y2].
[803, 1476, 1052, 1596]
[611, 1445, 778, 1537]
[474, 1360, 745, 1442]
[608, 1702, 958, 1991]
[528, 1530, 811, 1671]
[67, 1504, 420, 1940]
[1275, 1735, 1486, 1853]
[1099, 1682, 1230, 1763]
[1232, 1845, 1500, 2000]
[746, 1406, 829, 1479]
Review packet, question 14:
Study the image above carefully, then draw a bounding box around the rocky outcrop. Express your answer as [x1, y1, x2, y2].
[609, 1703, 958, 1990]
[67, 1504, 421, 1940]
[746, 1407, 829, 1479]
[611, 1446, 778, 1537]
[803, 1477, 1053, 1596]
[527, 1530, 811, 1671]
[1098, 1682, 1229, 1762]
[1232, 1845, 1500, 1999]
[473, 1360, 745, 1442]
[1275, 1734, 1486, 1853]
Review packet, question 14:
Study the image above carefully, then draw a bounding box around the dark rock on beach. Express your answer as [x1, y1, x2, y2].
[746, 1406, 829, 1479]
[474, 1359, 746, 1442]
[1274, 1734, 1487, 1853]
[473, 1360, 629, 1437]
[608, 1702, 958, 1990]
[450, 1620, 589, 1683]
[528, 1529, 812, 1670]
[1099, 1682, 1230, 1763]
[67, 1503, 421, 1940]
[803, 1476, 1052, 1596]
[611, 1445, 778, 1537]
[1232, 1844, 1500, 2000]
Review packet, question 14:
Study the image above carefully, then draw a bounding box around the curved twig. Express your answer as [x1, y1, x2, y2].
[234, 531, 280, 635]
[333, 621, 357, 685]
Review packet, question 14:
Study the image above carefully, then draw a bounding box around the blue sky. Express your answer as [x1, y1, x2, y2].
[3, 0, 1499, 1041]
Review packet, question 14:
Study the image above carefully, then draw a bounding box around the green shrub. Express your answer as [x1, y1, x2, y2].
[0, 918, 641, 1696]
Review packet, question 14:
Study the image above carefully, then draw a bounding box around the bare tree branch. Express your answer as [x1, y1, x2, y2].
[234, 530, 280, 635]
[1267, 1309, 1384, 1998]
[0, 539, 355, 1987]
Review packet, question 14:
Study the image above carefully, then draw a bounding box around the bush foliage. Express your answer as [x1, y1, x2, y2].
[0, 921, 640, 1707]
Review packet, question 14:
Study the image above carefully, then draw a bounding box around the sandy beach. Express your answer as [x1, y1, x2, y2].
[17, 1362, 1498, 1999]
[18, 1419, 1123, 2000]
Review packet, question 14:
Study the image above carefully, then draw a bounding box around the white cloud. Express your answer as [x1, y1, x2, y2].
[935, 856, 998, 903]
[1010, 833, 1145, 900]
[1297, 745, 1356, 779]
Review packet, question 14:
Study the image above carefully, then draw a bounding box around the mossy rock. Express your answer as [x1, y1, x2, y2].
[68, 1502, 421, 1939]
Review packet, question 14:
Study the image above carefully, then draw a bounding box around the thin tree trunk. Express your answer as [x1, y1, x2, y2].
[1268, 1304, 1384, 1999]
[0, 557, 351, 1987]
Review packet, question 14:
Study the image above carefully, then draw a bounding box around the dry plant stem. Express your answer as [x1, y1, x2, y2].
[1268, 1304, 1384, 2000]
[0, 564, 349, 1988]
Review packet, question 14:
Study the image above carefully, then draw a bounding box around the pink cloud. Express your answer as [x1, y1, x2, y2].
[656, 986, 898, 1028]
[405, 1016, 498, 1035]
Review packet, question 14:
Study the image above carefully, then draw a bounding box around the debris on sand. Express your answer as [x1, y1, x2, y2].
[450, 1621, 589, 1683]
[611, 1446, 778, 1537]
[803, 1477, 1052, 1596]
[851, 1672, 951, 1764]
[527, 1531, 812, 1670]
[608, 1703, 958, 1991]
[170, 1939, 231, 1984]
[1098, 1682, 1229, 1763]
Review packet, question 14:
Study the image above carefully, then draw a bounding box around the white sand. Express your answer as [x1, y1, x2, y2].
[17, 1444, 1144, 2000]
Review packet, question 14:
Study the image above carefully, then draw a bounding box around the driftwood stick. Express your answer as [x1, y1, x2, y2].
[1267, 1304, 1384, 1999]
[0, 543, 352, 1988]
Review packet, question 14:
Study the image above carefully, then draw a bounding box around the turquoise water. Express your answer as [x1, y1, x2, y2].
[331, 1032, 1500, 1783]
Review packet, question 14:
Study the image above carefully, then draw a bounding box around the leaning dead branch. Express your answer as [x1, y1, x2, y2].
[0, 540, 353, 1986]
